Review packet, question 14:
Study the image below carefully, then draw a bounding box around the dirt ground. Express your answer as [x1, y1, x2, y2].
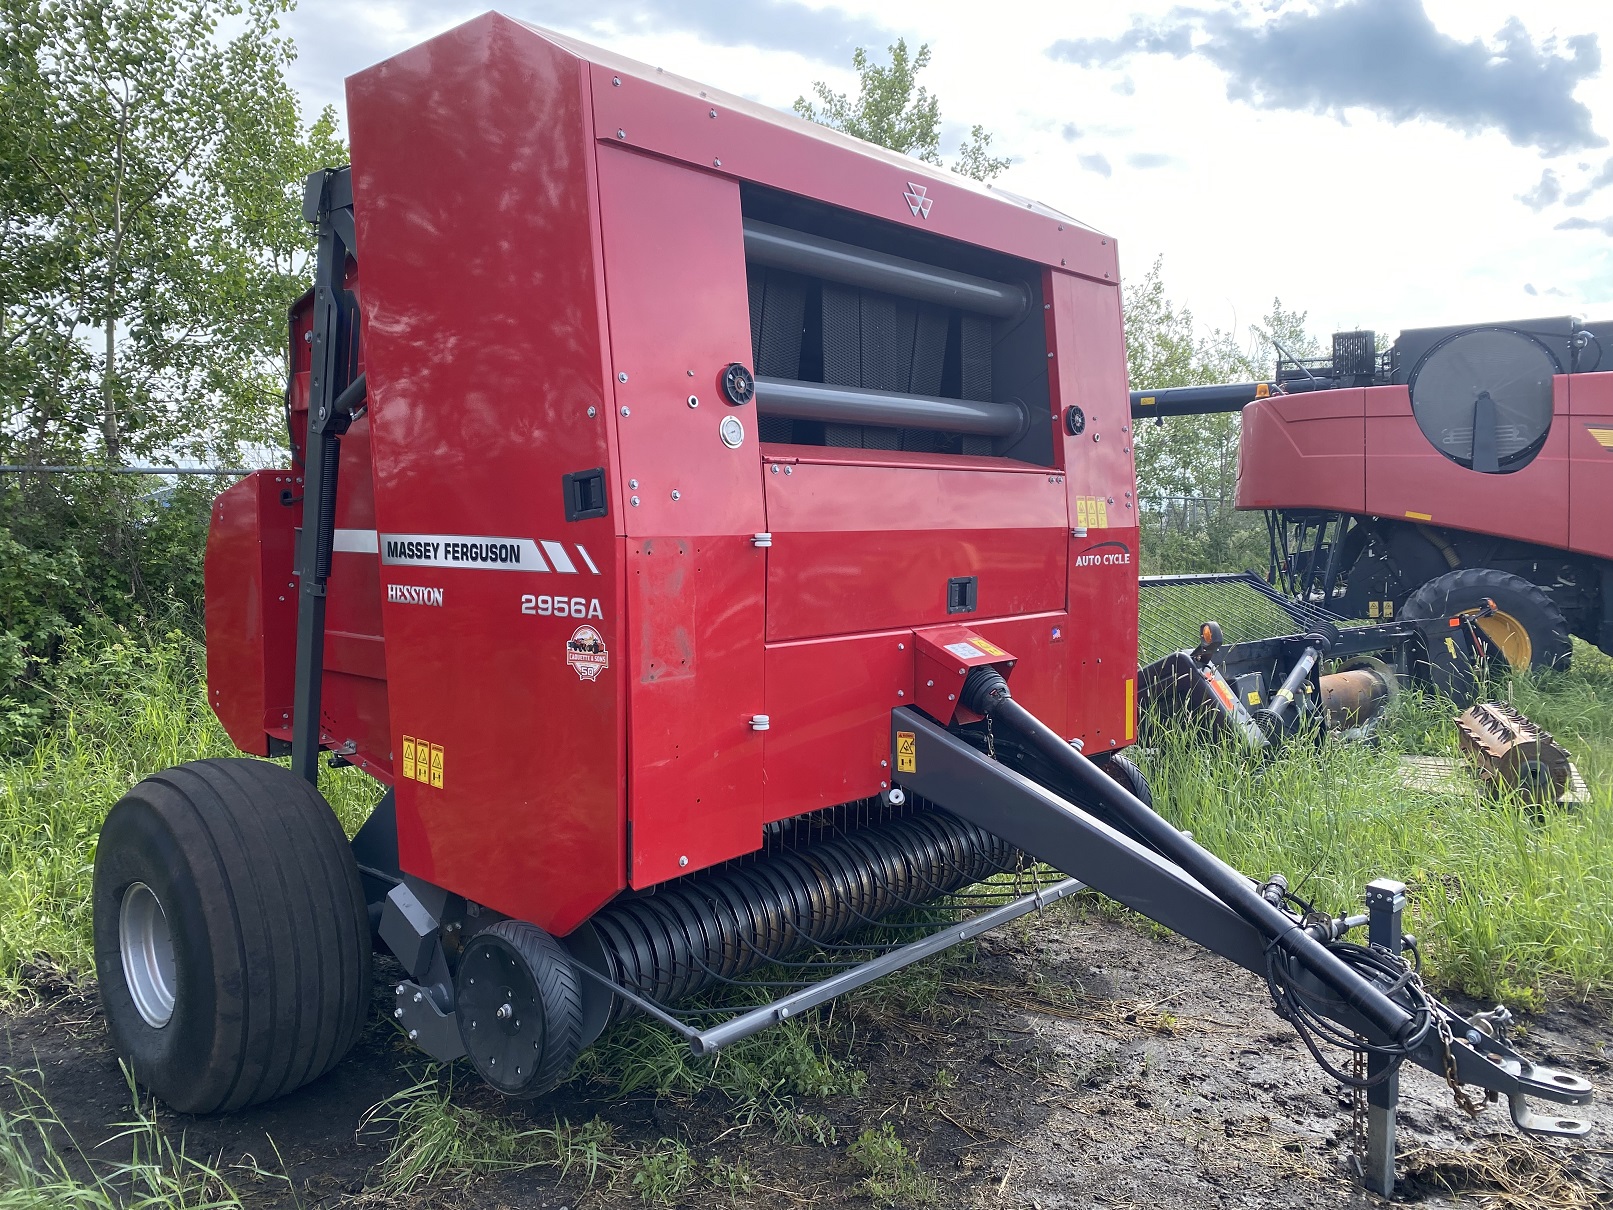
[4, 908, 1609, 1209]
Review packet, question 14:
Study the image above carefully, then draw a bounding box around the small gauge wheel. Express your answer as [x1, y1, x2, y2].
[455, 921, 584, 1098]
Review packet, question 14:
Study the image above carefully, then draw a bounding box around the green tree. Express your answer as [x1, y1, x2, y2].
[794, 40, 1009, 182]
[1124, 259, 1320, 573]
[0, 0, 343, 466]
[0, 0, 343, 748]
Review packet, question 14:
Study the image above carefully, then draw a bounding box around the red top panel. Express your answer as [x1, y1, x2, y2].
[515, 19, 1118, 281]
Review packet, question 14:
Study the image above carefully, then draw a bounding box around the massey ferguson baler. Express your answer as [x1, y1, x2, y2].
[91, 14, 1590, 1196]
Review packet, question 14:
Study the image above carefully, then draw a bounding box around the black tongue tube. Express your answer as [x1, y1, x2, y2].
[960, 666, 1418, 1044]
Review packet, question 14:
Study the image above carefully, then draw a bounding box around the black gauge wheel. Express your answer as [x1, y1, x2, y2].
[456, 921, 585, 1098]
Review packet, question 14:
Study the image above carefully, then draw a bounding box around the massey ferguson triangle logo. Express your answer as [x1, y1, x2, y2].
[904, 182, 932, 218]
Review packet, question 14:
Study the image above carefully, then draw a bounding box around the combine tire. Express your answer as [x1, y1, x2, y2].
[1096, 752, 1153, 806]
[92, 759, 371, 1113]
[455, 920, 585, 1098]
[1401, 568, 1572, 674]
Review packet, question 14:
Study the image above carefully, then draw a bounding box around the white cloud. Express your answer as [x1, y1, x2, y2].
[281, 0, 1613, 341]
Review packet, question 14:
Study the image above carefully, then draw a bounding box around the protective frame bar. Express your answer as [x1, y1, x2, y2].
[570, 874, 1086, 1055]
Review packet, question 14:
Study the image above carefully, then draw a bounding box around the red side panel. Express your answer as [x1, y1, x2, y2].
[1235, 390, 1366, 513]
[1045, 270, 1138, 752]
[761, 631, 914, 823]
[762, 460, 1068, 642]
[592, 144, 766, 885]
[346, 18, 625, 935]
[206, 472, 299, 754]
[1363, 382, 1569, 549]
[1568, 372, 1613, 560]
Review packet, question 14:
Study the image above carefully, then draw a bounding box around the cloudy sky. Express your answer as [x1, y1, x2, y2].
[280, 0, 1613, 352]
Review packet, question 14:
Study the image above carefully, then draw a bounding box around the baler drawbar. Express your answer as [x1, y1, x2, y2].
[87, 15, 1592, 1201]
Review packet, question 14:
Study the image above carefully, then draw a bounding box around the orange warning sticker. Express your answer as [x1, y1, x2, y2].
[401, 734, 444, 788]
[896, 731, 917, 774]
[971, 638, 1007, 657]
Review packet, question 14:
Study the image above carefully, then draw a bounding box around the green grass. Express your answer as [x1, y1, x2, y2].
[361, 1068, 620, 1195]
[846, 1122, 937, 1207]
[1135, 641, 1613, 1007]
[1, 1068, 281, 1208]
[0, 632, 375, 1003]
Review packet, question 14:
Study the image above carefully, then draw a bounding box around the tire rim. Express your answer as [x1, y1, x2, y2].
[119, 882, 177, 1028]
[1476, 610, 1533, 670]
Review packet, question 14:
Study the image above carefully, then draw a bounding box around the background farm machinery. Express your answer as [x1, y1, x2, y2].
[86, 14, 1592, 1201]
[1135, 571, 1488, 751]
[1132, 316, 1613, 674]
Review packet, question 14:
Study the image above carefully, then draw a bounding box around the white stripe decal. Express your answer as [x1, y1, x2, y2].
[575, 544, 600, 574]
[333, 528, 379, 554]
[380, 533, 550, 572]
[540, 540, 577, 574]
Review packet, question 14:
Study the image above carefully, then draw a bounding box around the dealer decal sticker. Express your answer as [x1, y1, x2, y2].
[566, 625, 610, 682]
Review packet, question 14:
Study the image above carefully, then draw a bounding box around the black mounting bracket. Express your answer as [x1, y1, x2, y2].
[290, 166, 365, 788]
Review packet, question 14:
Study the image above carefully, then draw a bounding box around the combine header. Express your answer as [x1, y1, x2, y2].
[90, 15, 1590, 1196]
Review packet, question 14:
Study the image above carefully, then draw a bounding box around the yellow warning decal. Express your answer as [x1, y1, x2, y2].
[1368, 601, 1380, 619]
[401, 734, 444, 788]
[1587, 426, 1613, 450]
[1138, 395, 1156, 408]
[896, 731, 917, 774]
[971, 638, 1007, 657]
[1124, 678, 1135, 741]
[1246, 691, 1261, 706]
[1075, 497, 1090, 528]
[1097, 498, 1109, 527]
[1405, 510, 1432, 521]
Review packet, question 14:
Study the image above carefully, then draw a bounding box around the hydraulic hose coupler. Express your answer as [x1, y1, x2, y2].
[961, 666, 1012, 716]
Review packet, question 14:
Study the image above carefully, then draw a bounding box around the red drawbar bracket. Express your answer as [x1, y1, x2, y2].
[911, 626, 1016, 725]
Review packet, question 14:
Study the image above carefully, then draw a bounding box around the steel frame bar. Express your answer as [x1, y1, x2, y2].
[571, 876, 1086, 1055]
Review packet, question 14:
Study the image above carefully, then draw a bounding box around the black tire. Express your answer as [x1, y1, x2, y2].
[92, 758, 371, 1113]
[1401, 568, 1572, 674]
[455, 920, 585, 1098]
[1095, 752, 1153, 807]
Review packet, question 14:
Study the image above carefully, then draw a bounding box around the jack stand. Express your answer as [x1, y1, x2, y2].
[1364, 878, 1406, 1197]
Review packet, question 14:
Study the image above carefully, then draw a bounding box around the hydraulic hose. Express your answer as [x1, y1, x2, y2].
[959, 666, 1418, 1044]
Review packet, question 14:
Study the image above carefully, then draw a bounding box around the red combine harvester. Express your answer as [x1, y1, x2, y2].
[1132, 317, 1613, 671]
[91, 16, 1589, 1196]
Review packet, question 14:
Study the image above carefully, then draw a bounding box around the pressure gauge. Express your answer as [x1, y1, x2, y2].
[719, 415, 745, 449]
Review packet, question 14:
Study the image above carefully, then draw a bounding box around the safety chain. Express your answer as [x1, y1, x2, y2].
[1433, 1005, 1485, 1117]
[1349, 1043, 1368, 1188]
[984, 713, 997, 759]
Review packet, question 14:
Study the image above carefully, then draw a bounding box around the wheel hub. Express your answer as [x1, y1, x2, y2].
[457, 937, 545, 1092]
[1476, 609, 1533, 670]
[119, 882, 177, 1028]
